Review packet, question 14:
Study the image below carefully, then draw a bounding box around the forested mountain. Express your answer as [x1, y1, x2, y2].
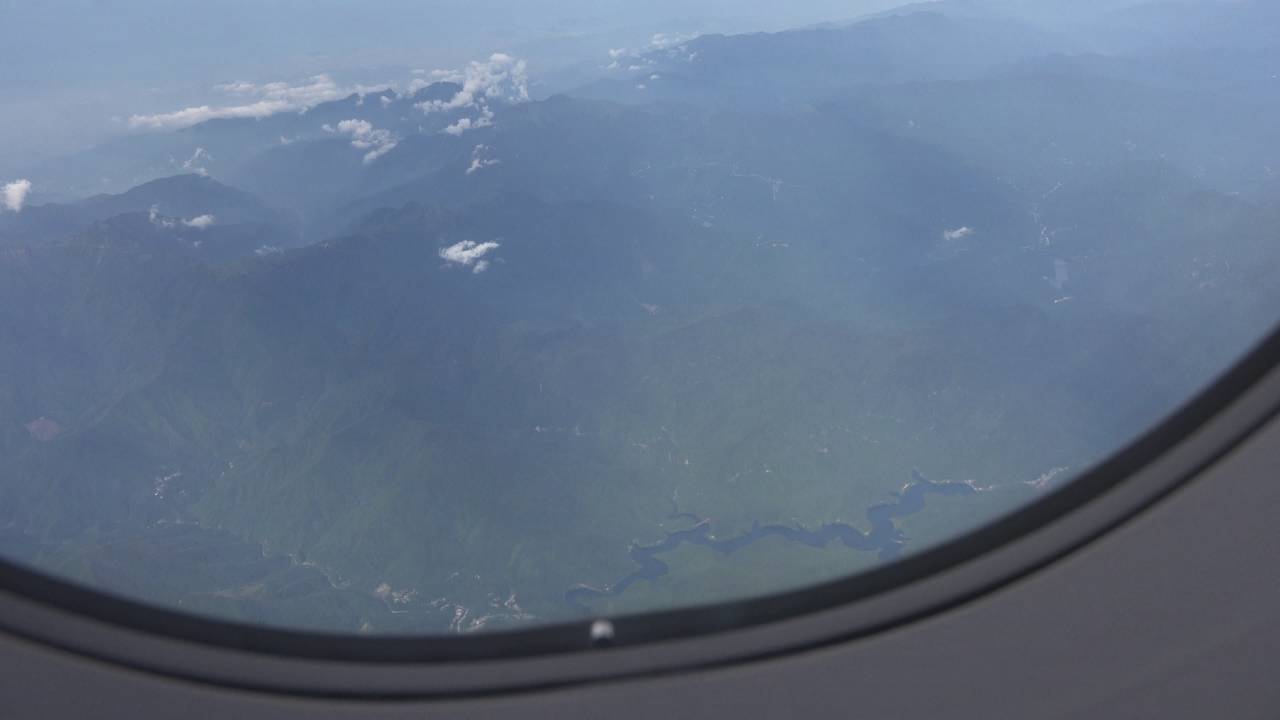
[2, 0, 1277, 632]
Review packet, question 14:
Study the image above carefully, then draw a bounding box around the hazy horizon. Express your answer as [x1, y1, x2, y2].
[0, 0, 1193, 169]
[1, 0, 921, 167]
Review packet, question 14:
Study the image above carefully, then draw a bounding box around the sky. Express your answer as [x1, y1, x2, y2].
[0, 0, 916, 169]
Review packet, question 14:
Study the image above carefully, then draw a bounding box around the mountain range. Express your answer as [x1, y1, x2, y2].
[2, 0, 1277, 632]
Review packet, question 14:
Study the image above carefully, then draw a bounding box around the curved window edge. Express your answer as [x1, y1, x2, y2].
[2, 322, 1280, 699]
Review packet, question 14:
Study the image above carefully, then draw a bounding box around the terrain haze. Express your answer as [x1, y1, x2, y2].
[0, 0, 1276, 634]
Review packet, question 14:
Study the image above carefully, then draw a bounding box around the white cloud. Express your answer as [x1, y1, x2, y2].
[215, 75, 364, 105]
[650, 32, 696, 49]
[430, 69, 464, 82]
[416, 55, 527, 114]
[128, 75, 390, 131]
[466, 144, 501, 175]
[407, 69, 468, 96]
[255, 245, 284, 256]
[130, 100, 293, 130]
[149, 205, 175, 228]
[380, 95, 393, 108]
[606, 33, 698, 69]
[3, 179, 32, 212]
[361, 145, 397, 163]
[443, 107, 495, 136]
[183, 147, 211, 168]
[180, 147, 212, 176]
[440, 240, 499, 273]
[183, 214, 215, 229]
[943, 227, 975, 241]
[417, 54, 527, 135]
[334, 118, 399, 163]
[116, 53, 626, 196]
[335, 119, 372, 140]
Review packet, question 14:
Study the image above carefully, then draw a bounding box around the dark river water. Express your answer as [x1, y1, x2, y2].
[565, 469, 976, 610]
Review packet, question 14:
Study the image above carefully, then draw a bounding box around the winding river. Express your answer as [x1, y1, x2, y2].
[565, 469, 976, 610]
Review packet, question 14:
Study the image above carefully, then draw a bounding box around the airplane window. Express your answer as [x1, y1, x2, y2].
[1, 0, 1278, 642]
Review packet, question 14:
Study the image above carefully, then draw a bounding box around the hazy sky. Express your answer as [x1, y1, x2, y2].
[0, 0, 917, 167]
[0, 0, 1207, 168]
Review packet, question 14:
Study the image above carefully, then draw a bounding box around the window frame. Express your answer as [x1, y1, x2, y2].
[1, 324, 1279, 699]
